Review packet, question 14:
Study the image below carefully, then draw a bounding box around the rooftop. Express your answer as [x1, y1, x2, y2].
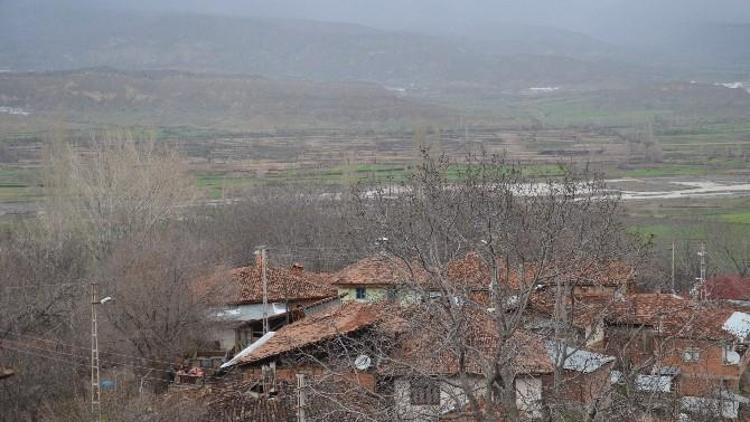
[331, 254, 427, 287]
[532, 292, 750, 342]
[544, 340, 615, 374]
[224, 302, 382, 366]
[332, 252, 633, 293]
[200, 262, 337, 306]
[389, 309, 555, 376]
[705, 274, 750, 301]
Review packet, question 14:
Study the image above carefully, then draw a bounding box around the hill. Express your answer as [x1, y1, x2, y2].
[0, 4, 651, 89]
[0, 68, 452, 131]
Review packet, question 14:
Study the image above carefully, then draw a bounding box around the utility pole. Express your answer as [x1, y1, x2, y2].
[89, 284, 112, 421]
[256, 246, 270, 335]
[696, 242, 707, 301]
[297, 373, 307, 422]
[90, 282, 101, 420]
[672, 239, 677, 293]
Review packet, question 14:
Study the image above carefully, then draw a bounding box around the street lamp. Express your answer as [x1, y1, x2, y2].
[91, 283, 112, 420]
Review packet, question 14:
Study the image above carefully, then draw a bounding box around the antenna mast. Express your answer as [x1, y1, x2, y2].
[697, 242, 706, 300]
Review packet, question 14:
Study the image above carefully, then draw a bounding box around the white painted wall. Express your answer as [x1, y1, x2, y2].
[393, 375, 545, 420]
[515, 377, 543, 420]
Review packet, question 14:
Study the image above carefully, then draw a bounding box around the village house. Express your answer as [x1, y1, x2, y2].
[386, 308, 615, 421]
[532, 291, 750, 419]
[215, 301, 390, 421]
[331, 251, 634, 308]
[199, 254, 339, 352]
[331, 254, 424, 303]
[218, 298, 616, 421]
[219, 302, 385, 388]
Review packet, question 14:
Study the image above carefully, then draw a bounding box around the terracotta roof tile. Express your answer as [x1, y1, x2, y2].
[201, 263, 337, 306]
[332, 254, 427, 287]
[390, 310, 554, 376]
[531, 292, 740, 341]
[331, 252, 633, 293]
[705, 274, 750, 301]
[232, 302, 382, 365]
[444, 253, 634, 291]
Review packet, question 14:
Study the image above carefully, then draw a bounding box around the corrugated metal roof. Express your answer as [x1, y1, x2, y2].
[226, 302, 380, 366]
[221, 331, 277, 369]
[722, 311, 750, 340]
[211, 303, 288, 323]
[635, 374, 673, 393]
[544, 341, 615, 374]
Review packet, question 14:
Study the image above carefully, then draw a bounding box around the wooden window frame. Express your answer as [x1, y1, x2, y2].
[410, 377, 440, 406]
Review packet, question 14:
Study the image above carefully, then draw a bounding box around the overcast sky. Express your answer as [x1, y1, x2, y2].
[89, 0, 750, 29]
[6, 0, 750, 45]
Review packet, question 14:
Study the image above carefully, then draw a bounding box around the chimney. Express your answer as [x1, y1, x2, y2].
[255, 249, 265, 267]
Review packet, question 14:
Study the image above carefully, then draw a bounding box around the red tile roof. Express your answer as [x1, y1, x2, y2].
[332, 254, 427, 287]
[231, 302, 382, 365]
[532, 292, 740, 341]
[389, 309, 554, 376]
[442, 252, 634, 291]
[705, 274, 750, 301]
[332, 252, 633, 292]
[607, 293, 738, 341]
[201, 263, 337, 306]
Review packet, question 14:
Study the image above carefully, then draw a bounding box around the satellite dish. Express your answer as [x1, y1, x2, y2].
[354, 354, 372, 371]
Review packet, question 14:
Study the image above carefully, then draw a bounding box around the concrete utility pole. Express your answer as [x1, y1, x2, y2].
[697, 242, 707, 300]
[672, 239, 677, 293]
[297, 373, 307, 422]
[256, 246, 270, 335]
[90, 282, 101, 420]
[90, 283, 112, 421]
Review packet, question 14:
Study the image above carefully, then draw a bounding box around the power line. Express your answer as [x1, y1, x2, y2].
[0, 338, 179, 379]
[0, 343, 173, 385]
[2, 331, 177, 367]
[0, 282, 83, 291]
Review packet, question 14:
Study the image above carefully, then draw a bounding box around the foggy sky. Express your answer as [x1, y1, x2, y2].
[5, 0, 750, 47]
[48, 0, 750, 33]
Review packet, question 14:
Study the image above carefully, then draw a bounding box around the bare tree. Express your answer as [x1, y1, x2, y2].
[96, 227, 221, 378]
[335, 150, 639, 421]
[705, 221, 750, 277]
[41, 130, 196, 261]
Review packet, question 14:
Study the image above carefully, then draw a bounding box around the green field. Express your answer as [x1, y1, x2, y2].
[0, 167, 39, 202]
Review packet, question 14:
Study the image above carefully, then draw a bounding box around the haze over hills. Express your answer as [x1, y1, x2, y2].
[0, 4, 655, 90]
[0, 68, 452, 131]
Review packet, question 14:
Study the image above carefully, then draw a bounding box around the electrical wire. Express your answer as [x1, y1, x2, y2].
[0, 282, 82, 291]
[1, 331, 179, 368]
[0, 343, 175, 385]
[0, 338, 181, 379]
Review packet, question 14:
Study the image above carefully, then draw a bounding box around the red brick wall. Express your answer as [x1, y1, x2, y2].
[540, 364, 613, 405]
[603, 328, 747, 397]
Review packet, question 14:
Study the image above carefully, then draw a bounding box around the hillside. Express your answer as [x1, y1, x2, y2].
[0, 4, 651, 89]
[0, 68, 452, 131]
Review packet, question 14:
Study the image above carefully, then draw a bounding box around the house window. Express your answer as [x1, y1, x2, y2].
[640, 332, 655, 350]
[410, 377, 440, 406]
[355, 287, 367, 300]
[683, 348, 701, 363]
[723, 344, 741, 365]
[386, 288, 398, 301]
